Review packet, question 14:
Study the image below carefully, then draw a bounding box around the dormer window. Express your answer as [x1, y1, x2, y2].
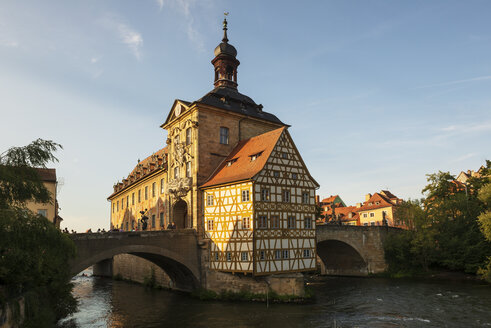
[250, 151, 263, 161]
[226, 158, 238, 166]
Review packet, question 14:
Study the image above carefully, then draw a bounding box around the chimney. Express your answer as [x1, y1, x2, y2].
[356, 203, 362, 208]
[316, 195, 320, 204]
[365, 193, 372, 202]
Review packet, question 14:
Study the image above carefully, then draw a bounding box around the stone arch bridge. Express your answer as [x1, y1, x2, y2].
[69, 225, 398, 292]
[316, 225, 400, 276]
[69, 230, 200, 292]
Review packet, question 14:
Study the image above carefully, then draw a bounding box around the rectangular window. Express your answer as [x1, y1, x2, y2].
[145, 186, 148, 200]
[282, 152, 288, 159]
[207, 194, 214, 206]
[186, 161, 191, 178]
[259, 251, 265, 260]
[160, 178, 165, 194]
[112, 203, 115, 213]
[363, 213, 368, 218]
[287, 216, 296, 229]
[214, 252, 219, 261]
[273, 171, 280, 178]
[370, 221, 375, 226]
[220, 127, 229, 144]
[152, 215, 156, 228]
[241, 190, 250, 202]
[37, 209, 47, 217]
[152, 182, 156, 197]
[303, 249, 311, 258]
[304, 217, 312, 229]
[370, 212, 375, 217]
[258, 215, 268, 229]
[207, 219, 214, 231]
[186, 127, 192, 145]
[122, 198, 124, 209]
[242, 217, 250, 229]
[138, 190, 141, 202]
[125, 221, 129, 231]
[292, 173, 298, 179]
[302, 192, 309, 204]
[274, 250, 281, 260]
[226, 252, 232, 261]
[132, 193, 135, 205]
[241, 252, 248, 261]
[282, 250, 289, 259]
[126, 196, 129, 208]
[261, 188, 270, 201]
[117, 200, 119, 211]
[363, 223, 368, 226]
[174, 166, 179, 179]
[271, 216, 280, 229]
[282, 190, 291, 202]
[160, 212, 164, 227]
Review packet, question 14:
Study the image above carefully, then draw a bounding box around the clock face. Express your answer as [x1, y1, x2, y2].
[175, 104, 182, 117]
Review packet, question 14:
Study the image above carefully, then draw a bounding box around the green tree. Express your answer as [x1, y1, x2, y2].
[477, 173, 491, 282]
[0, 139, 77, 327]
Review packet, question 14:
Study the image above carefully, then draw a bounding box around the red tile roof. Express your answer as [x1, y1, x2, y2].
[35, 168, 56, 182]
[201, 127, 286, 188]
[321, 195, 338, 203]
[357, 192, 395, 211]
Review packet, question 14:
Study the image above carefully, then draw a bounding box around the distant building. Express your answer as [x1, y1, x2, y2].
[25, 168, 62, 228]
[317, 195, 346, 223]
[456, 166, 486, 184]
[357, 190, 402, 227]
[333, 206, 359, 225]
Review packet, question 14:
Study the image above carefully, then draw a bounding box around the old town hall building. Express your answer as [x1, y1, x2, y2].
[108, 18, 319, 276]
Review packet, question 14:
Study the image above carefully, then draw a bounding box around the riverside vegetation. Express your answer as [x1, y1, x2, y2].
[0, 139, 77, 327]
[384, 161, 491, 281]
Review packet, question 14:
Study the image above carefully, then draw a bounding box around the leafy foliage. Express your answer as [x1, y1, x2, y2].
[477, 171, 491, 282]
[0, 139, 76, 326]
[0, 139, 62, 209]
[385, 162, 491, 277]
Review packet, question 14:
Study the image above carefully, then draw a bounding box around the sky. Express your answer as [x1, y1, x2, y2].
[1, 0, 490, 232]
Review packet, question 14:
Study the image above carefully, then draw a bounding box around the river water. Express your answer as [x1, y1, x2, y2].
[58, 271, 491, 328]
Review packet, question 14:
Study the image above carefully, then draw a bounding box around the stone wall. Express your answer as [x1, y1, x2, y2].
[112, 254, 173, 289]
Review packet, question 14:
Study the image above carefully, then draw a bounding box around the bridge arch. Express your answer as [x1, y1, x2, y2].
[317, 239, 368, 276]
[70, 232, 200, 292]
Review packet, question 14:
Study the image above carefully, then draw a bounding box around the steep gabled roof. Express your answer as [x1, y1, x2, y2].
[200, 127, 285, 188]
[334, 206, 359, 222]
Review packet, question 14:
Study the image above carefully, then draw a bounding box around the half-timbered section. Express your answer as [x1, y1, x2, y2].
[201, 127, 319, 275]
[203, 182, 254, 272]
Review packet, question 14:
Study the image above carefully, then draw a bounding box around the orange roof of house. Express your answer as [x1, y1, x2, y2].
[357, 192, 394, 211]
[322, 195, 338, 203]
[332, 206, 359, 222]
[201, 127, 286, 188]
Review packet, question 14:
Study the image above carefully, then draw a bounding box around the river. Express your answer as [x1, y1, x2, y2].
[58, 271, 491, 328]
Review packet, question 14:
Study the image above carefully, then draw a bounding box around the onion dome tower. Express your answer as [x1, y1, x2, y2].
[212, 17, 240, 89]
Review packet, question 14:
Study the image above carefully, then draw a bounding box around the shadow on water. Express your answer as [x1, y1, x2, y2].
[59, 272, 491, 328]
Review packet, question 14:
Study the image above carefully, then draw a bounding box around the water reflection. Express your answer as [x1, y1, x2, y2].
[59, 273, 491, 328]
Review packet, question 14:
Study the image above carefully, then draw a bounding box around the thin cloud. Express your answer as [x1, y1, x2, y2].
[451, 153, 477, 163]
[118, 23, 143, 60]
[101, 14, 143, 60]
[415, 75, 491, 89]
[156, 0, 204, 52]
[440, 122, 491, 133]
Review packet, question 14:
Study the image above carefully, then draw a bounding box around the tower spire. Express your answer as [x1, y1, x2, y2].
[222, 12, 229, 43]
[212, 12, 240, 89]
